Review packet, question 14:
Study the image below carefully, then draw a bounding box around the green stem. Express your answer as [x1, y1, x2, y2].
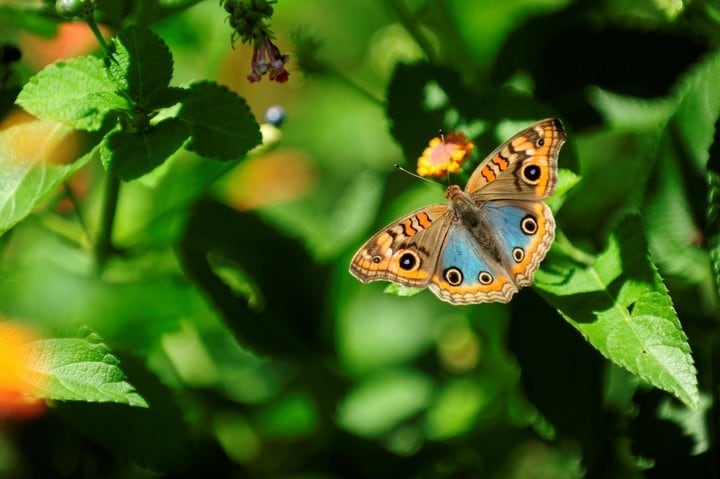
[95, 173, 120, 268]
[85, 14, 109, 53]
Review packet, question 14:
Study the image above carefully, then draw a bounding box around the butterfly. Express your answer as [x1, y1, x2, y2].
[349, 118, 566, 305]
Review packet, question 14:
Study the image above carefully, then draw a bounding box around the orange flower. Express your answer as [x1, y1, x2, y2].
[0, 321, 46, 419]
[416, 132, 474, 178]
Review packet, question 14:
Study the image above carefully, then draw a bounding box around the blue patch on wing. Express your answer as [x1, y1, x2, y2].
[440, 225, 498, 285]
[482, 202, 536, 262]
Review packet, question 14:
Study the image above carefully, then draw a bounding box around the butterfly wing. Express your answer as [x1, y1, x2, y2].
[429, 221, 518, 304]
[465, 118, 565, 200]
[350, 205, 453, 288]
[428, 199, 555, 305]
[350, 118, 564, 305]
[481, 199, 555, 287]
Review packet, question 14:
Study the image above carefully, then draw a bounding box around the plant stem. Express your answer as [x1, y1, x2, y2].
[95, 173, 120, 269]
[85, 14, 109, 53]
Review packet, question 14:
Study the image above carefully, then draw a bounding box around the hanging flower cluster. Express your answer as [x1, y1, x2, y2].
[223, 0, 290, 83]
[416, 132, 474, 178]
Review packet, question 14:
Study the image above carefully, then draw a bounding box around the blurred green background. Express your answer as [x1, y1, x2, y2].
[0, 0, 719, 478]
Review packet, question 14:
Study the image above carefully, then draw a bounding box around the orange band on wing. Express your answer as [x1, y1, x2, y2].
[402, 219, 417, 236]
[416, 212, 432, 229]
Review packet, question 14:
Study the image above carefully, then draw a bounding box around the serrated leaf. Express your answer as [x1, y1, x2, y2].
[21, 334, 147, 407]
[16, 56, 128, 131]
[106, 25, 173, 103]
[178, 81, 261, 160]
[0, 120, 95, 234]
[101, 118, 189, 180]
[536, 216, 698, 408]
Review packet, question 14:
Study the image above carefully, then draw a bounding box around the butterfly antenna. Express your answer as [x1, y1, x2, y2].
[393, 164, 443, 187]
[439, 129, 451, 186]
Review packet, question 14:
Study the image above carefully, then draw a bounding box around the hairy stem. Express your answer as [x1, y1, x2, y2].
[86, 14, 109, 53]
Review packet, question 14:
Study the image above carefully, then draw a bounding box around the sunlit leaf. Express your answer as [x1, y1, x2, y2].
[106, 25, 173, 103]
[16, 56, 128, 131]
[22, 331, 147, 407]
[537, 216, 698, 408]
[0, 119, 95, 234]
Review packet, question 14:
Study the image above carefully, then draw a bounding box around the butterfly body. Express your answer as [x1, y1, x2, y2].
[350, 118, 565, 305]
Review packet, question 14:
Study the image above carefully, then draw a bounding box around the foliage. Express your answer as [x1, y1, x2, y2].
[0, 0, 719, 478]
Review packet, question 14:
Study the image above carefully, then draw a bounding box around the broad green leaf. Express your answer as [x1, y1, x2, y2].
[16, 56, 128, 131]
[178, 81, 262, 160]
[101, 118, 190, 180]
[536, 216, 698, 408]
[106, 25, 173, 103]
[21, 332, 148, 407]
[0, 120, 95, 234]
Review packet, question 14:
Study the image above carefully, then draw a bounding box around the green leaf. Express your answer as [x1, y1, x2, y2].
[178, 81, 261, 160]
[0, 120, 95, 234]
[536, 216, 699, 408]
[106, 25, 173, 104]
[101, 118, 190, 180]
[16, 56, 128, 131]
[22, 331, 148, 407]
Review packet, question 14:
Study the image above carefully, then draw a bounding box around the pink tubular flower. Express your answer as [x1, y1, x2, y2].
[248, 34, 290, 83]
